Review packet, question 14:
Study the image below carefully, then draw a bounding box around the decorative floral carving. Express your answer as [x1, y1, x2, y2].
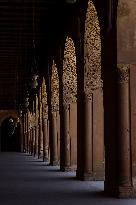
[63, 37, 77, 105]
[117, 64, 130, 83]
[51, 61, 59, 112]
[84, 0, 102, 97]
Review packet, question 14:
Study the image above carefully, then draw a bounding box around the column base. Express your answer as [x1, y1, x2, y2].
[104, 181, 135, 198]
[43, 157, 49, 162]
[33, 145, 36, 157]
[117, 185, 134, 198]
[76, 170, 104, 181]
[60, 166, 73, 172]
[49, 161, 59, 166]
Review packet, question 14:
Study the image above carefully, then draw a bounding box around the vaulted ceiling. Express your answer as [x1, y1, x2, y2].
[0, 0, 76, 110]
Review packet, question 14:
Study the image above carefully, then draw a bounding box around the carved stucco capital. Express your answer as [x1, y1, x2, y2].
[84, 91, 93, 101]
[51, 105, 59, 112]
[117, 1, 130, 18]
[43, 117, 48, 123]
[51, 111, 57, 118]
[117, 64, 130, 83]
[42, 104, 48, 119]
[63, 103, 69, 111]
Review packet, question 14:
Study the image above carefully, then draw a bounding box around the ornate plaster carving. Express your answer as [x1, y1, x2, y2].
[84, 0, 102, 98]
[63, 37, 77, 105]
[51, 61, 59, 112]
[39, 87, 43, 122]
[42, 78, 48, 119]
[117, 64, 130, 83]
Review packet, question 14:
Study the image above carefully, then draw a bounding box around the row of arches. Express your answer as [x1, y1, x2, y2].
[23, 0, 104, 192]
[24, 0, 135, 197]
[3, 0, 135, 198]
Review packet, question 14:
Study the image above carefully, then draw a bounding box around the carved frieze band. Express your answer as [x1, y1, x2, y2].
[63, 37, 77, 105]
[117, 64, 130, 83]
[84, 0, 102, 99]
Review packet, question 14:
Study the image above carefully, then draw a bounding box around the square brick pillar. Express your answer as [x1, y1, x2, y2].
[130, 65, 136, 194]
[42, 118, 49, 162]
[76, 89, 104, 181]
[60, 104, 71, 171]
[49, 111, 59, 166]
[104, 64, 134, 198]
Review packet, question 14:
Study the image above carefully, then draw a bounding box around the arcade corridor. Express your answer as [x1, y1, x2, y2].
[0, 152, 136, 205]
[1, 0, 136, 201]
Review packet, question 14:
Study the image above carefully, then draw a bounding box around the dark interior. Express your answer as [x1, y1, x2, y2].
[1, 117, 21, 152]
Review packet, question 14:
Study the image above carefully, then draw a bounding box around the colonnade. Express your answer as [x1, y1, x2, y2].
[21, 0, 136, 199]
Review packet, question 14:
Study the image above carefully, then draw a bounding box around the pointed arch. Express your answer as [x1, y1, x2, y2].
[76, 0, 104, 180]
[63, 37, 77, 104]
[41, 77, 49, 161]
[42, 77, 48, 118]
[62, 36, 77, 170]
[84, 0, 102, 95]
[51, 61, 59, 112]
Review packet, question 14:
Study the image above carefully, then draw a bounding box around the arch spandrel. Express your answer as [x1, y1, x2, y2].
[51, 61, 59, 112]
[84, 0, 102, 98]
[63, 37, 77, 105]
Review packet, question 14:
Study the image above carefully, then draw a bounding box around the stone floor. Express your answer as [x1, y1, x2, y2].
[0, 152, 136, 205]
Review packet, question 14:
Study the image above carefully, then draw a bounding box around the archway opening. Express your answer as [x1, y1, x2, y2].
[1, 117, 21, 152]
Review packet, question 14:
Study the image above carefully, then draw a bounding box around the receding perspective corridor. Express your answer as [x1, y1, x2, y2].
[0, 152, 135, 205]
[1, 0, 136, 202]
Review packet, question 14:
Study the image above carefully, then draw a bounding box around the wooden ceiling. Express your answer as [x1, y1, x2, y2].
[0, 0, 74, 110]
